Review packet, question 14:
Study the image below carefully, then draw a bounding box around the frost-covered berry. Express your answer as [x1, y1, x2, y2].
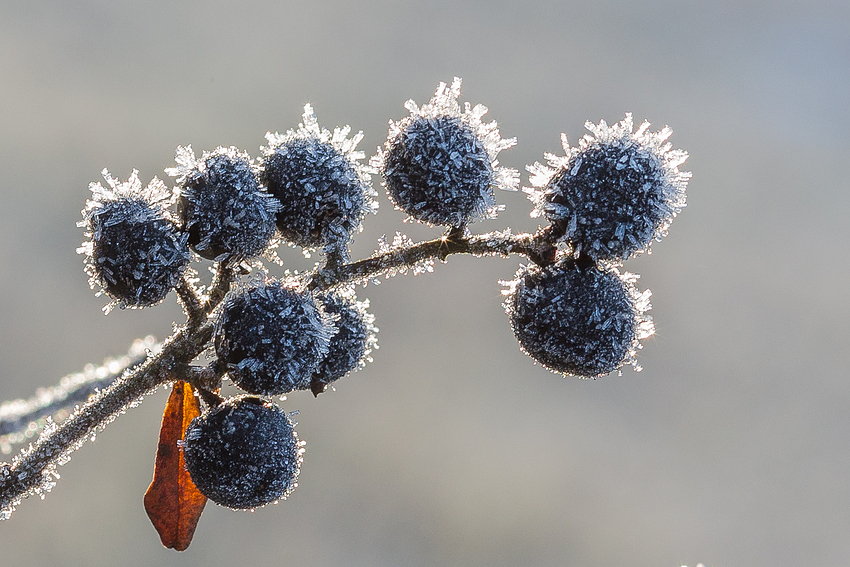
[261, 105, 377, 251]
[526, 114, 689, 261]
[166, 146, 280, 261]
[183, 396, 302, 510]
[215, 279, 333, 395]
[79, 169, 190, 310]
[504, 257, 654, 378]
[372, 77, 518, 227]
[309, 291, 378, 396]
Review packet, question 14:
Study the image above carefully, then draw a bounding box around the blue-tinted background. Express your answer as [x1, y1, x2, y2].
[1, 1, 848, 566]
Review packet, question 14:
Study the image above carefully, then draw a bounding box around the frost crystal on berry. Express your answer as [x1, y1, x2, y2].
[372, 77, 518, 227]
[526, 114, 689, 261]
[310, 289, 378, 396]
[166, 146, 280, 261]
[183, 396, 303, 510]
[503, 257, 654, 378]
[78, 169, 190, 311]
[261, 105, 377, 253]
[214, 278, 334, 395]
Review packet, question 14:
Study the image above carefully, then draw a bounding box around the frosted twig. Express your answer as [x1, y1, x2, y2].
[175, 277, 204, 323]
[0, 323, 214, 517]
[0, 228, 560, 518]
[0, 337, 157, 450]
[308, 226, 560, 292]
[201, 263, 235, 318]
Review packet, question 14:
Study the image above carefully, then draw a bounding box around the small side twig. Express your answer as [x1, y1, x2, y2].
[201, 263, 235, 316]
[176, 277, 204, 324]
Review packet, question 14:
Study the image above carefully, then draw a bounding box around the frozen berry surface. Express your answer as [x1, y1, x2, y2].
[507, 258, 644, 377]
[183, 396, 301, 510]
[215, 281, 331, 395]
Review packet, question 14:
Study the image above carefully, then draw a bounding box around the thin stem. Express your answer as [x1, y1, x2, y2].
[176, 276, 203, 323]
[201, 263, 235, 317]
[0, 226, 559, 517]
[178, 363, 223, 393]
[308, 227, 559, 292]
[0, 323, 214, 516]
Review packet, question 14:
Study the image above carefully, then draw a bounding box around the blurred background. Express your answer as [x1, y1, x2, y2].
[1, 1, 848, 566]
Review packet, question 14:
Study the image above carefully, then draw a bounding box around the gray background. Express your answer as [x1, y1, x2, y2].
[1, 1, 848, 566]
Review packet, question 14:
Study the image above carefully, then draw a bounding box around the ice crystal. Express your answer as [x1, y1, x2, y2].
[365, 232, 435, 283]
[183, 396, 302, 510]
[261, 104, 378, 251]
[78, 170, 190, 311]
[214, 277, 335, 395]
[526, 114, 689, 261]
[372, 77, 518, 227]
[503, 257, 653, 378]
[167, 145, 280, 261]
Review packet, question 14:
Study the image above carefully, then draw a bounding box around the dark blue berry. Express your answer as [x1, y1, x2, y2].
[262, 137, 371, 250]
[214, 281, 332, 395]
[309, 292, 375, 396]
[506, 258, 646, 377]
[84, 182, 189, 308]
[183, 396, 302, 509]
[382, 115, 494, 227]
[168, 146, 279, 261]
[529, 116, 688, 261]
[545, 144, 663, 260]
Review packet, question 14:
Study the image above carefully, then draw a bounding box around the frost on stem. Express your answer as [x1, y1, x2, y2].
[372, 77, 518, 227]
[261, 104, 378, 253]
[1, 311, 219, 521]
[0, 336, 157, 454]
[78, 170, 190, 311]
[373, 232, 436, 280]
[0, 344, 169, 520]
[526, 114, 689, 261]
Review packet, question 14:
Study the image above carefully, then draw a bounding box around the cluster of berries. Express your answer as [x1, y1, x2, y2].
[79, 103, 378, 310]
[76, 78, 688, 513]
[79, 106, 380, 509]
[506, 114, 689, 377]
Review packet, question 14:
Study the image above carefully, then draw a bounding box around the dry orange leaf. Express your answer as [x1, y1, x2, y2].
[144, 381, 208, 551]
